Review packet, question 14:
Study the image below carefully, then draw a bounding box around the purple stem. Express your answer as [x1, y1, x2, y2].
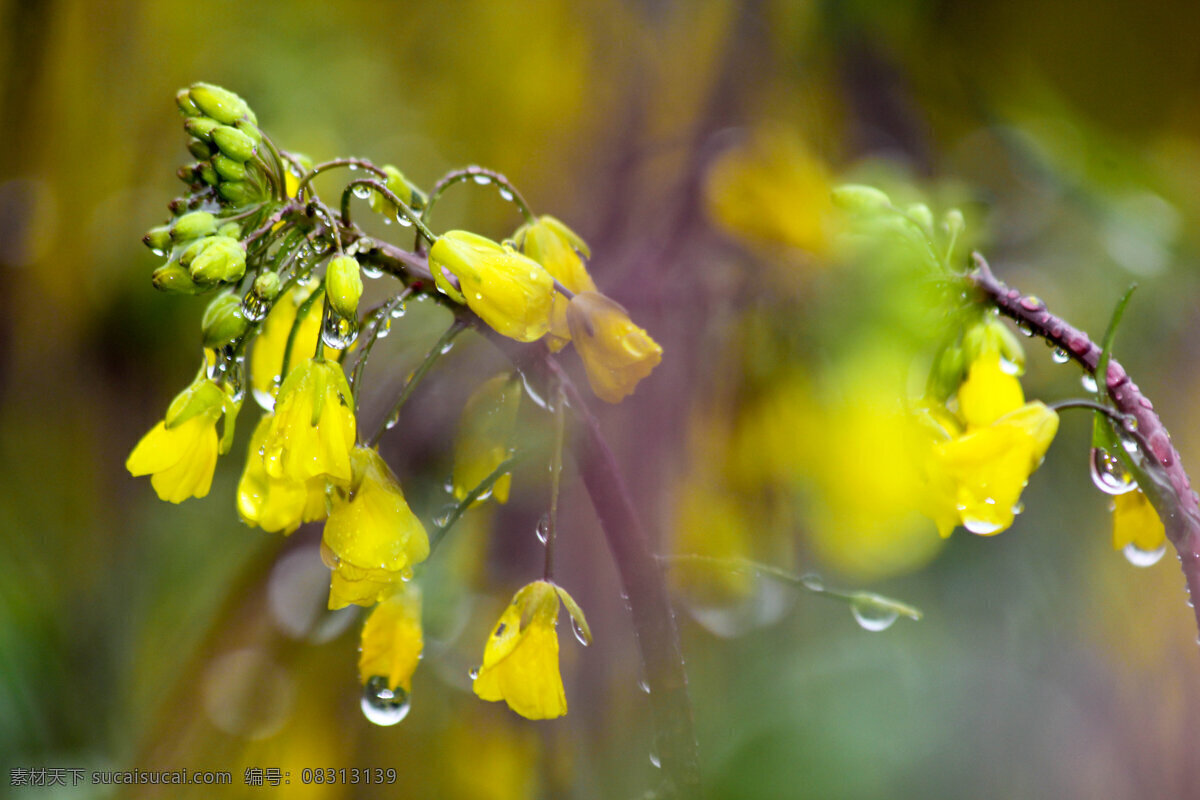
[969, 253, 1200, 637]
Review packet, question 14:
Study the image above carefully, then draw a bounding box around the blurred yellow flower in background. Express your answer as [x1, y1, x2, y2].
[565, 291, 662, 403]
[452, 372, 521, 506]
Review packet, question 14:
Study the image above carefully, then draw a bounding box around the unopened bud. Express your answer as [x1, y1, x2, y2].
[217, 181, 255, 205]
[152, 261, 205, 294]
[253, 272, 281, 301]
[831, 184, 892, 213]
[370, 165, 425, 214]
[187, 139, 213, 161]
[202, 292, 249, 348]
[212, 125, 256, 162]
[176, 88, 202, 117]
[189, 236, 246, 284]
[143, 226, 172, 252]
[187, 83, 254, 125]
[212, 153, 247, 181]
[170, 211, 217, 242]
[184, 116, 219, 142]
[217, 222, 241, 238]
[906, 202, 934, 233]
[325, 255, 363, 319]
[963, 316, 1024, 374]
[234, 118, 263, 144]
[945, 208, 965, 239]
[176, 164, 200, 185]
[167, 198, 188, 216]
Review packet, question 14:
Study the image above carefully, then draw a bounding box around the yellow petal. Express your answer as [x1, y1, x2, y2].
[358, 584, 423, 693]
[957, 352, 1024, 429]
[566, 291, 662, 403]
[127, 414, 219, 504]
[473, 581, 567, 720]
[263, 359, 356, 483]
[1113, 489, 1166, 552]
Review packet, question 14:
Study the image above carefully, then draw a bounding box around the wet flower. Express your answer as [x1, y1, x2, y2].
[1112, 489, 1166, 553]
[358, 582, 423, 696]
[429, 231, 555, 342]
[237, 415, 328, 533]
[452, 373, 520, 506]
[262, 358, 356, 484]
[565, 291, 662, 403]
[249, 284, 329, 409]
[473, 581, 589, 720]
[126, 376, 236, 504]
[516, 215, 595, 350]
[323, 447, 429, 609]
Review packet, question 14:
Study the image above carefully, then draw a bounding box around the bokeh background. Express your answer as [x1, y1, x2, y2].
[5, 0, 1200, 797]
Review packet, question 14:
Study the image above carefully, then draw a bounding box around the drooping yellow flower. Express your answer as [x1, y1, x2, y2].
[262, 358, 356, 484]
[429, 231, 555, 342]
[127, 376, 236, 504]
[516, 216, 596, 351]
[473, 581, 590, 720]
[452, 373, 521, 506]
[1112, 489, 1166, 553]
[358, 582, 423, 695]
[565, 291, 662, 403]
[323, 446, 429, 609]
[237, 415, 328, 533]
[916, 350, 1060, 537]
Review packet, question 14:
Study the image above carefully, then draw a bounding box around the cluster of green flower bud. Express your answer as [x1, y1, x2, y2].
[174, 83, 271, 211]
[928, 313, 1026, 401]
[145, 210, 247, 294]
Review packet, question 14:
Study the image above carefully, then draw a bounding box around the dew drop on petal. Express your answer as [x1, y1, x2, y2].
[962, 516, 1004, 535]
[1123, 542, 1167, 567]
[851, 601, 899, 632]
[361, 677, 410, 726]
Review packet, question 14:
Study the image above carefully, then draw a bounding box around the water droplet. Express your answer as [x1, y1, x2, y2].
[535, 514, 550, 544]
[395, 213, 413, 227]
[352, 184, 372, 200]
[468, 668, 479, 680]
[799, 573, 824, 592]
[319, 541, 340, 568]
[498, 187, 514, 202]
[440, 341, 455, 355]
[637, 679, 651, 694]
[998, 357, 1021, 375]
[1019, 295, 1043, 311]
[1011, 502, 1025, 515]
[472, 175, 491, 185]
[649, 753, 661, 769]
[962, 516, 1004, 535]
[433, 503, 457, 528]
[1081, 373, 1098, 392]
[1051, 348, 1069, 364]
[520, 372, 549, 409]
[1016, 322, 1033, 337]
[242, 292, 270, 323]
[390, 303, 407, 319]
[322, 310, 359, 349]
[1122, 414, 1139, 432]
[347, 163, 359, 172]
[1123, 542, 1167, 567]
[385, 409, 401, 431]
[571, 617, 589, 646]
[361, 263, 383, 279]
[375, 318, 391, 339]
[1090, 448, 1137, 495]
[850, 600, 899, 632]
[252, 387, 276, 412]
[360, 677, 410, 726]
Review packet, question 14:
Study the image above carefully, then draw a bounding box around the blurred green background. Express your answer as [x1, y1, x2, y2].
[5, 0, 1200, 797]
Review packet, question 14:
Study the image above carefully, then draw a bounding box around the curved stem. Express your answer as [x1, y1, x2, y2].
[350, 289, 413, 412]
[294, 158, 390, 199]
[423, 166, 537, 229]
[544, 384, 565, 581]
[428, 454, 521, 554]
[341, 178, 438, 245]
[282, 286, 323, 382]
[969, 253, 1200, 638]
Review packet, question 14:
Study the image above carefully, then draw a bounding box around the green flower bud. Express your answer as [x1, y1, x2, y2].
[167, 198, 188, 216]
[188, 139, 214, 161]
[177, 164, 200, 185]
[217, 222, 241, 238]
[831, 184, 892, 213]
[212, 153, 247, 181]
[325, 255, 363, 319]
[152, 261, 205, 294]
[179, 236, 213, 267]
[217, 181, 256, 205]
[212, 125, 256, 162]
[170, 211, 217, 242]
[189, 236, 246, 284]
[963, 316, 1025, 375]
[143, 225, 172, 252]
[944, 208, 965, 239]
[176, 88, 202, 117]
[187, 83, 253, 125]
[928, 342, 966, 402]
[201, 292, 249, 348]
[184, 116, 219, 142]
[253, 271, 281, 301]
[234, 118, 262, 144]
[370, 165, 426, 214]
[906, 202, 934, 233]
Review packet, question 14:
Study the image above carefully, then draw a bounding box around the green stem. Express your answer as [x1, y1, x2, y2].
[341, 178, 438, 245]
[368, 320, 468, 446]
[428, 455, 520, 554]
[544, 384, 565, 581]
[350, 289, 413, 413]
[294, 158, 390, 200]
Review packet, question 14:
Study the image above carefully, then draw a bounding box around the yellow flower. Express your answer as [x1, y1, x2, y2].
[323, 446, 429, 609]
[358, 582, 423, 695]
[1112, 489, 1166, 553]
[516, 216, 596, 351]
[429, 231, 555, 342]
[262, 358, 356, 484]
[237, 415, 328, 533]
[452, 373, 521, 506]
[956, 351, 1024, 429]
[126, 376, 235, 504]
[565, 291, 662, 403]
[473, 581, 590, 720]
[249, 283, 331, 410]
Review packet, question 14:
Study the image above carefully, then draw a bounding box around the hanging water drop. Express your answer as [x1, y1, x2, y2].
[472, 174, 491, 185]
[468, 667, 479, 680]
[649, 753, 661, 769]
[962, 516, 1004, 535]
[998, 357, 1021, 376]
[535, 514, 550, 544]
[352, 184, 372, 200]
[1081, 373, 1098, 392]
[322, 311, 359, 350]
[252, 387, 276, 412]
[570, 617, 589, 647]
[360, 676, 410, 726]
[799, 573, 824, 592]
[390, 303, 407, 319]
[498, 187, 514, 202]
[361, 263, 383, 279]
[440, 341, 455, 355]
[375, 317, 392, 339]
[395, 213, 413, 227]
[1051, 348, 1069, 364]
[1123, 542, 1167, 567]
[850, 599, 899, 632]
[520, 371, 549, 409]
[637, 679, 651, 694]
[1016, 322, 1033, 337]
[1090, 448, 1137, 495]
